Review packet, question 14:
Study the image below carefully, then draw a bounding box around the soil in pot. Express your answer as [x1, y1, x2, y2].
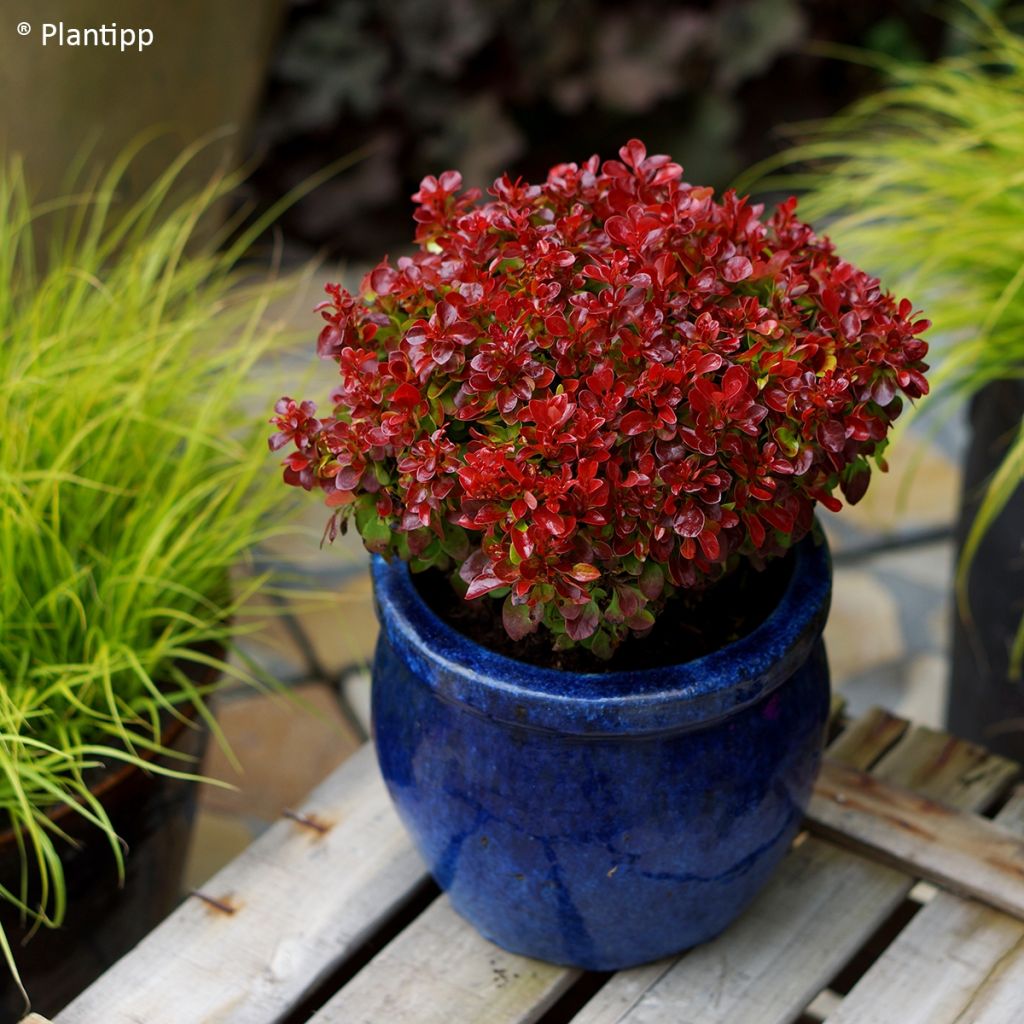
[0, 678, 214, 1019]
[413, 553, 793, 673]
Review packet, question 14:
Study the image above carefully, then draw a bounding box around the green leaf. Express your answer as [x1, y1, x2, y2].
[588, 630, 614, 661]
[775, 426, 799, 458]
[627, 608, 656, 631]
[639, 561, 665, 600]
[439, 524, 470, 561]
[502, 596, 540, 641]
[360, 515, 393, 552]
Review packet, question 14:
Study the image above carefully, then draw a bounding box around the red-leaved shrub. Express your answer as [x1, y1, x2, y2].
[271, 140, 929, 657]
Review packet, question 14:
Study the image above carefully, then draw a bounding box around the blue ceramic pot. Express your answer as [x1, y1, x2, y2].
[371, 532, 831, 970]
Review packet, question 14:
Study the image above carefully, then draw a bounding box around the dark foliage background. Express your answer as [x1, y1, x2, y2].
[244, 0, 946, 260]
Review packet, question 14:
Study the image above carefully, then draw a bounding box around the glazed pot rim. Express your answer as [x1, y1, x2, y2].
[371, 528, 831, 735]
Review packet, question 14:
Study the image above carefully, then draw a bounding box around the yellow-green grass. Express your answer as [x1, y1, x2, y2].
[0, 148, 306, 992]
[744, 4, 1024, 674]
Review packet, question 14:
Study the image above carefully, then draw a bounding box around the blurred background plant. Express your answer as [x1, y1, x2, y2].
[0, 0, 282, 227]
[749, 1, 1024, 754]
[245, 0, 947, 259]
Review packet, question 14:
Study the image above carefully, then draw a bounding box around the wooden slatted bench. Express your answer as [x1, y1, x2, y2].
[35, 706, 1024, 1024]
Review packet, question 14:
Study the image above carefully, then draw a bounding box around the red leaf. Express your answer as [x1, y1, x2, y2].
[511, 528, 535, 560]
[370, 266, 397, 295]
[872, 375, 896, 406]
[674, 506, 706, 538]
[545, 314, 570, 337]
[841, 311, 861, 339]
[564, 601, 599, 641]
[619, 139, 647, 169]
[534, 508, 566, 536]
[722, 364, 749, 399]
[620, 410, 654, 436]
[761, 504, 795, 533]
[325, 489, 356, 508]
[604, 216, 632, 246]
[392, 382, 421, 407]
[747, 513, 766, 548]
[465, 571, 506, 600]
[722, 256, 753, 283]
[695, 352, 724, 376]
[841, 464, 871, 505]
[818, 419, 847, 453]
[698, 530, 720, 561]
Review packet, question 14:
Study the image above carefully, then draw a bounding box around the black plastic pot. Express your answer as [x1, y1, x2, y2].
[947, 378, 1024, 762]
[0, 692, 212, 1019]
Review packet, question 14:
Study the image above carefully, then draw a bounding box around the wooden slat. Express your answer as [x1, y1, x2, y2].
[825, 707, 907, 768]
[569, 713, 1018, 1024]
[960, 931, 1024, 1024]
[570, 840, 909, 1024]
[824, 788, 1024, 1024]
[55, 744, 428, 1024]
[310, 897, 579, 1024]
[306, 692, 850, 1024]
[807, 760, 1024, 921]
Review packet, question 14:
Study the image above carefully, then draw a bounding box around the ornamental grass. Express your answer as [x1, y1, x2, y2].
[0, 148, 301, 988]
[752, 5, 1024, 672]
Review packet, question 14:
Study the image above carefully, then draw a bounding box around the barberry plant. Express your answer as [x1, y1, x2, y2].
[272, 140, 929, 658]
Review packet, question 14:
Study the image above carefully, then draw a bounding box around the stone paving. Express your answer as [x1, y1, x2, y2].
[184, 269, 963, 889]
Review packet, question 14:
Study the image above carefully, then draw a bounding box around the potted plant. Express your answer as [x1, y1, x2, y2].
[761, 9, 1024, 758]
[0, 155, 298, 1017]
[271, 140, 929, 968]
